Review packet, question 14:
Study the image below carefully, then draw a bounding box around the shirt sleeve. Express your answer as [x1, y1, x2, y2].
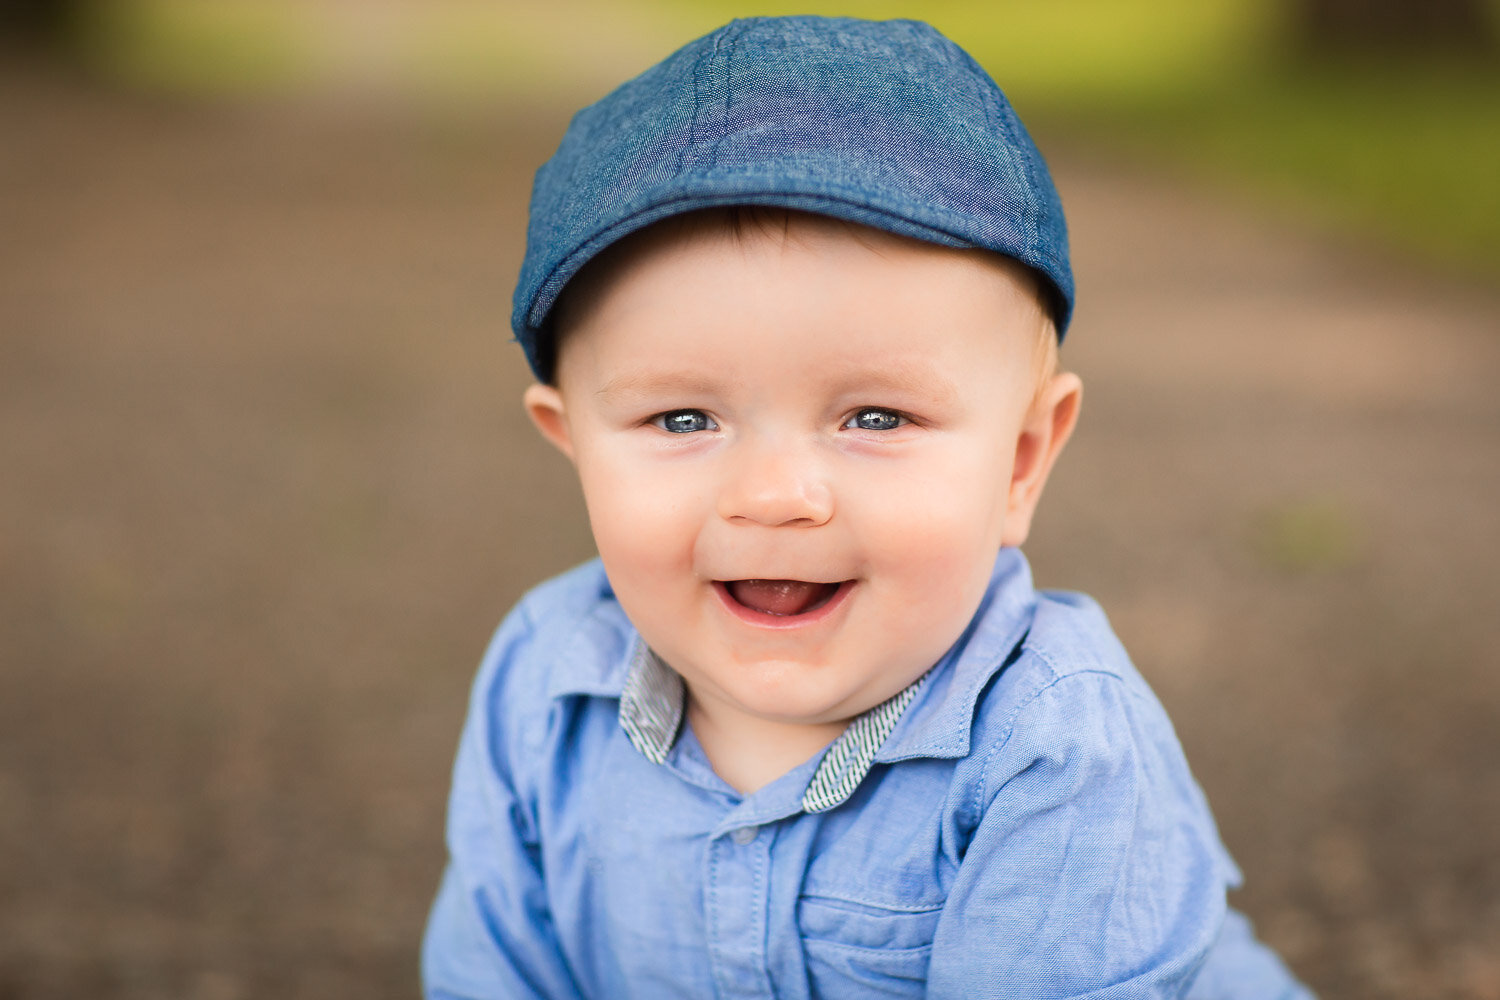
[421, 609, 583, 1000]
[926, 669, 1234, 998]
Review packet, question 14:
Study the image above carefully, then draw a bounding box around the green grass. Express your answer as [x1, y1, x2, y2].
[77, 0, 320, 96]
[72, 0, 1500, 276]
[1029, 57, 1500, 276]
[1249, 497, 1363, 575]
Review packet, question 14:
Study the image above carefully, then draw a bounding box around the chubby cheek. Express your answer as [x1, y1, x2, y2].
[850, 456, 1010, 609]
[574, 449, 704, 585]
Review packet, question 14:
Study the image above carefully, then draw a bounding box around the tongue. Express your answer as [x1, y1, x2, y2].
[727, 579, 835, 616]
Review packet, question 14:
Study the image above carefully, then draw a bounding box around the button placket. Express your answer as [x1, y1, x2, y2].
[705, 827, 774, 998]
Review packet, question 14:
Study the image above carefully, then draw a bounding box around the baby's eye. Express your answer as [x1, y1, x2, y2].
[844, 408, 906, 431]
[652, 409, 719, 434]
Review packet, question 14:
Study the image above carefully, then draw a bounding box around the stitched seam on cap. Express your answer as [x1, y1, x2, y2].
[684, 34, 708, 173]
[709, 22, 737, 171]
[998, 87, 1046, 253]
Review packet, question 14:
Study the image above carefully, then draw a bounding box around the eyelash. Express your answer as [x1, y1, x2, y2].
[651, 409, 719, 434]
[843, 407, 908, 431]
[648, 407, 910, 434]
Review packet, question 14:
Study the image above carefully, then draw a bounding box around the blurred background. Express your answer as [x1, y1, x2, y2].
[1, 1, 1497, 997]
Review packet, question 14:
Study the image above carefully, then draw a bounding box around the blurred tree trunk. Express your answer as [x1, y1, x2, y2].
[1295, 0, 1496, 53]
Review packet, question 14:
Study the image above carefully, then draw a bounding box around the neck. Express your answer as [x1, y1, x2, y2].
[686, 696, 847, 796]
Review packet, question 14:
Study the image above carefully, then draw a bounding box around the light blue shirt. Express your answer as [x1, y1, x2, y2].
[423, 550, 1313, 998]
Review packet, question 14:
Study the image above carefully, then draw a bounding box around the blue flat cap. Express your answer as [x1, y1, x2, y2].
[513, 15, 1073, 381]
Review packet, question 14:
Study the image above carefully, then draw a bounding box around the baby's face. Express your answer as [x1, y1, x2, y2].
[526, 213, 1078, 743]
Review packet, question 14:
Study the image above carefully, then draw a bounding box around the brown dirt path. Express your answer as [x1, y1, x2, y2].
[2, 70, 1497, 998]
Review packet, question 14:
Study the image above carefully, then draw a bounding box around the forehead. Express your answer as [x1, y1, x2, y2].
[550, 209, 1048, 383]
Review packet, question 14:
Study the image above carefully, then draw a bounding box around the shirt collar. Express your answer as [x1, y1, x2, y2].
[611, 547, 1038, 813]
[617, 641, 684, 765]
[874, 547, 1037, 764]
[618, 639, 934, 814]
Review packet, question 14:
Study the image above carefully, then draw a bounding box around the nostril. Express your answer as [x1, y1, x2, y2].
[714, 443, 834, 526]
[718, 483, 833, 527]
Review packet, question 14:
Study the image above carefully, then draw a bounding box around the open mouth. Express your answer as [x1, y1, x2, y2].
[718, 579, 850, 618]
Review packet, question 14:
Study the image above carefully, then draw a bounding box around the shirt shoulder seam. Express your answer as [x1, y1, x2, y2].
[971, 658, 1140, 817]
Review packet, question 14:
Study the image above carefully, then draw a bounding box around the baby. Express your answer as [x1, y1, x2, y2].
[423, 16, 1313, 998]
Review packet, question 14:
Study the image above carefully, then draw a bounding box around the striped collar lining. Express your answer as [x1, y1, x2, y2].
[618, 640, 930, 814]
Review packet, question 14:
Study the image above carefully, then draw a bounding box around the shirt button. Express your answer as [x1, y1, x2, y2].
[731, 826, 758, 845]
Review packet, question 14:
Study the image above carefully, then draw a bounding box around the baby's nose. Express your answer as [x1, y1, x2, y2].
[716, 440, 833, 527]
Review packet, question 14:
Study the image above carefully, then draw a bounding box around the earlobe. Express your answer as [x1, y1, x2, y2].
[523, 383, 575, 460]
[1001, 372, 1083, 548]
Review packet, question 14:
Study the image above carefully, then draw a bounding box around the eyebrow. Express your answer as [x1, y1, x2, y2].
[595, 370, 724, 403]
[828, 363, 960, 407]
[594, 361, 960, 407]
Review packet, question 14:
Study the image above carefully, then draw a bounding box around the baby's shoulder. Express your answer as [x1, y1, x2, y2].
[507, 558, 617, 633]
[1023, 588, 1138, 684]
[467, 559, 630, 738]
[963, 587, 1192, 802]
[976, 588, 1149, 722]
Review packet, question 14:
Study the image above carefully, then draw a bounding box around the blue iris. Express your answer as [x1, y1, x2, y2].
[849, 409, 904, 431]
[659, 410, 716, 433]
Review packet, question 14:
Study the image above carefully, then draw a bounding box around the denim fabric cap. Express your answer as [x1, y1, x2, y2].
[513, 15, 1073, 382]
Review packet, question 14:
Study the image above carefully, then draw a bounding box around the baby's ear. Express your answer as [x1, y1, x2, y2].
[1001, 372, 1082, 548]
[523, 383, 575, 460]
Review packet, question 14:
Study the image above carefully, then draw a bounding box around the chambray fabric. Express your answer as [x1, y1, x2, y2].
[422, 550, 1314, 998]
[513, 16, 1073, 381]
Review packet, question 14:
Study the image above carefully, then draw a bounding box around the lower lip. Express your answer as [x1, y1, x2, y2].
[712, 580, 856, 629]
